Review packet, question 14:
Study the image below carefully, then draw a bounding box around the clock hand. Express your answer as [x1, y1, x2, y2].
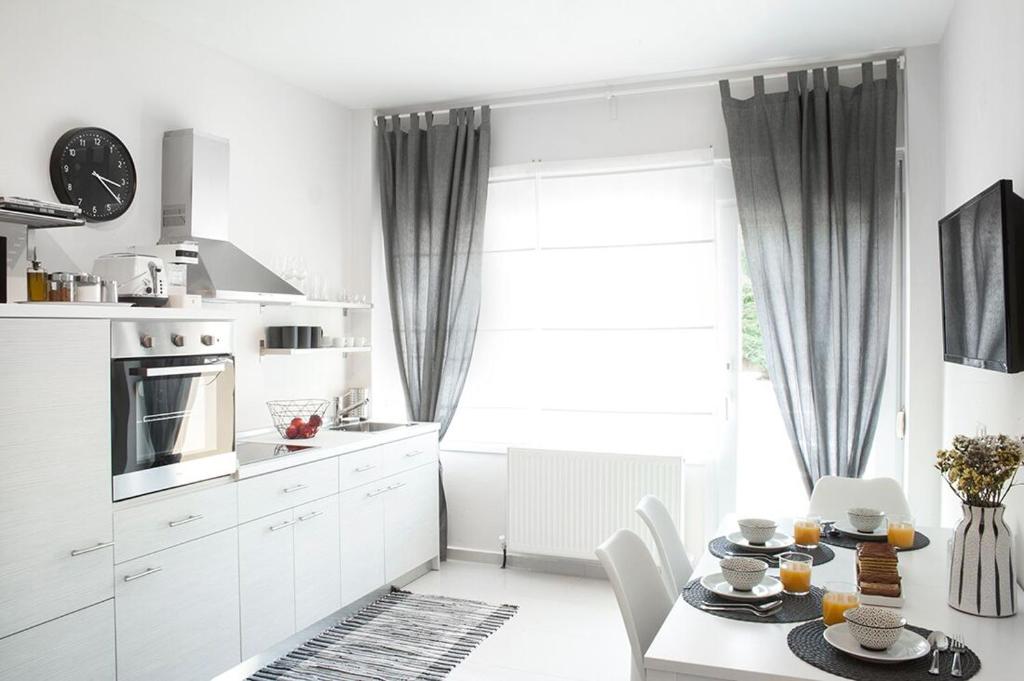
[91, 171, 122, 204]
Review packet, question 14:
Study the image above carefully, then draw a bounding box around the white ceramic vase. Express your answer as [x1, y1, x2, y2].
[947, 504, 1017, 617]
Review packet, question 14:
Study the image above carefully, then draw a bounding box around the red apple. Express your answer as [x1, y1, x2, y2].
[309, 414, 323, 427]
[300, 424, 316, 438]
[290, 417, 305, 428]
[285, 425, 300, 439]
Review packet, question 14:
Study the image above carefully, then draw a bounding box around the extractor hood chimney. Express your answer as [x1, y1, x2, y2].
[160, 129, 303, 303]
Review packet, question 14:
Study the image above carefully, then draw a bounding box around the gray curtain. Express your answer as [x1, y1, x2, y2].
[377, 107, 491, 559]
[720, 61, 899, 494]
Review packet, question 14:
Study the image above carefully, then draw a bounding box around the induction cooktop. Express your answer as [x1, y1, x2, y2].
[236, 441, 318, 467]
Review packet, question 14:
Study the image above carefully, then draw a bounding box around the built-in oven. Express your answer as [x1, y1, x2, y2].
[111, 320, 236, 501]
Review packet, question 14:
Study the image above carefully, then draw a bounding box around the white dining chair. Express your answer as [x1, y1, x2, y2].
[635, 494, 693, 597]
[596, 529, 674, 681]
[807, 475, 912, 520]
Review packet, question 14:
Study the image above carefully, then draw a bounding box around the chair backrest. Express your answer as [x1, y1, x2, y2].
[596, 529, 674, 681]
[807, 475, 912, 520]
[636, 495, 693, 596]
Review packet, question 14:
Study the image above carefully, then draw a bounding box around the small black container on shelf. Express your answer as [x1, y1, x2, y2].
[266, 326, 283, 349]
[278, 326, 298, 349]
[296, 326, 311, 349]
[310, 326, 323, 348]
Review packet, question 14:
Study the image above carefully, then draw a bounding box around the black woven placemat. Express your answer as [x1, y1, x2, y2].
[820, 529, 930, 552]
[682, 579, 825, 623]
[788, 620, 980, 680]
[708, 535, 835, 566]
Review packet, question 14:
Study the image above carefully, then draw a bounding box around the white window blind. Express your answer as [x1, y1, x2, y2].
[444, 150, 724, 458]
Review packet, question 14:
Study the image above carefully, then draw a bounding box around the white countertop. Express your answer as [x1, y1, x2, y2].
[645, 517, 1024, 681]
[235, 422, 440, 478]
[0, 302, 233, 320]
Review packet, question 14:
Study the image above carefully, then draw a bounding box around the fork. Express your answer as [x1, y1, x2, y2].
[700, 603, 781, 617]
[951, 633, 964, 678]
[723, 550, 780, 563]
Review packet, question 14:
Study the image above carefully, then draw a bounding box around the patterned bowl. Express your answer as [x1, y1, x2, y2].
[737, 518, 778, 545]
[719, 557, 768, 591]
[847, 507, 886, 533]
[844, 606, 906, 650]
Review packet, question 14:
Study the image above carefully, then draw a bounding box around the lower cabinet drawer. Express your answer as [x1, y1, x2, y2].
[113, 482, 238, 563]
[238, 457, 339, 523]
[115, 529, 241, 681]
[0, 599, 115, 681]
[338, 433, 439, 491]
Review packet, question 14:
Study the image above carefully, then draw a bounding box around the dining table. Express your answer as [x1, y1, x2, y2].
[644, 517, 1024, 681]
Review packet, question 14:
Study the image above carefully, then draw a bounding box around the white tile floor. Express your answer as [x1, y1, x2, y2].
[405, 560, 631, 681]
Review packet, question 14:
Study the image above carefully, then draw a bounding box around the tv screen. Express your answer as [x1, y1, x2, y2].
[939, 179, 1024, 372]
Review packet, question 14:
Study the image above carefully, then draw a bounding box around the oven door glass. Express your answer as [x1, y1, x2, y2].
[112, 355, 235, 480]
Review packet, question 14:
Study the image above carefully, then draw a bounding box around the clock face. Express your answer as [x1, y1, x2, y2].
[50, 127, 136, 222]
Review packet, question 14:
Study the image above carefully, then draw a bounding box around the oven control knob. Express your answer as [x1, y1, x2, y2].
[140, 335, 154, 349]
[171, 334, 185, 347]
[201, 334, 215, 346]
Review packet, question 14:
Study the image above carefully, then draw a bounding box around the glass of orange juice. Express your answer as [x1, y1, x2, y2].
[822, 581, 860, 625]
[779, 551, 813, 595]
[887, 515, 916, 549]
[793, 516, 822, 549]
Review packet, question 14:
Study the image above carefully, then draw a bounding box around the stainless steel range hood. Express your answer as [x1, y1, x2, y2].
[160, 129, 303, 304]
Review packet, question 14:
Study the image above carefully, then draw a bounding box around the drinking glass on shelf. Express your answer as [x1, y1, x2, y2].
[822, 581, 859, 625]
[779, 552, 813, 595]
[794, 516, 822, 549]
[356, 337, 367, 347]
[887, 515, 916, 549]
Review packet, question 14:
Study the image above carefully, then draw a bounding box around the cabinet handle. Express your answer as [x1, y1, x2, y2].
[354, 464, 376, 472]
[404, 450, 423, 458]
[387, 482, 407, 491]
[298, 510, 324, 522]
[283, 483, 309, 494]
[269, 519, 297, 531]
[366, 487, 389, 498]
[168, 513, 204, 527]
[124, 567, 162, 582]
[70, 541, 114, 557]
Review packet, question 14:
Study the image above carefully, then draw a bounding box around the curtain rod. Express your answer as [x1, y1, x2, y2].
[372, 51, 904, 123]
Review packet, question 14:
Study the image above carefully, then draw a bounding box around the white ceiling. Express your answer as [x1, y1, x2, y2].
[108, 0, 954, 110]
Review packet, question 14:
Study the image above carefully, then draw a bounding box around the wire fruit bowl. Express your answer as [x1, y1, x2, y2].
[267, 399, 330, 439]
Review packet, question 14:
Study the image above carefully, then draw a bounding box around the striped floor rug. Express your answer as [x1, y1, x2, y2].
[249, 590, 518, 680]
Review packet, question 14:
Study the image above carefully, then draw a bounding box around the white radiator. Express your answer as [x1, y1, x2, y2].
[507, 448, 685, 560]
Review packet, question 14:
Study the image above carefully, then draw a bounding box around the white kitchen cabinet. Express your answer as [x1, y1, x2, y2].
[238, 457, 338, 523]
[115, 528, 240, 681]
[384, 462, 440, 581]
[0, 599, 115, 681]
[0, 318, 113, 639]
[294, 495, 342, 630]
[113, 480, 238, 563]
[239, 509, 296, 659]
[339, 481, 387, 605]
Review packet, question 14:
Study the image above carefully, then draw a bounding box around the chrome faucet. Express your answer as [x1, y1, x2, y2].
[332, 396, 369, 427]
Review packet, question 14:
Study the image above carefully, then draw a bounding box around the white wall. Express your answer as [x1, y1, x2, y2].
[936, 0, 1024, 566]
[0, 0, 366, 431]
[902, 45, 946, 526]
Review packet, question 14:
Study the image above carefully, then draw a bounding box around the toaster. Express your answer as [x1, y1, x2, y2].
[92, 252, 169, 306]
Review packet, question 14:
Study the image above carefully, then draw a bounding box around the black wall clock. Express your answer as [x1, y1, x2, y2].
[50, 126, 137, 222]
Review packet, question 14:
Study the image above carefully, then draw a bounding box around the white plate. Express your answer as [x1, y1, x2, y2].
[725, 531, 795, 552]
[700, 573, 784, 601]
[833, 521, 888, 540]
[823, 623, 930, 664]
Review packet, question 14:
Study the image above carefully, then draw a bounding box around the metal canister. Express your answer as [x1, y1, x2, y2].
[48, 272, 76, 302]
[74, 273, 102, 302]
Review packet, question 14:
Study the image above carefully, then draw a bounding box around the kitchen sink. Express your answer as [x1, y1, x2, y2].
[329, 421, 411, 433]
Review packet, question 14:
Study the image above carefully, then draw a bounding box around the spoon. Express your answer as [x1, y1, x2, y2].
[927, 631, 949, 675]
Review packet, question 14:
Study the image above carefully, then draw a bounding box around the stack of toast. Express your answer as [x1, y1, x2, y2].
[856, 542, 901, 598]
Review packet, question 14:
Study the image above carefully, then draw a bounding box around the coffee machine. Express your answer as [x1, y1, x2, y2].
[152, 240, 200, 307]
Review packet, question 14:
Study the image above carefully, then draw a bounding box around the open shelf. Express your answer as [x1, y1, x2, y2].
[254, 299, 372, 310]
[0, 208, 85, 229]
[260, 346, 371, 356]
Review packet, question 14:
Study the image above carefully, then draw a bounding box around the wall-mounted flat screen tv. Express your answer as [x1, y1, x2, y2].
[939, 179, 1024, 373]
